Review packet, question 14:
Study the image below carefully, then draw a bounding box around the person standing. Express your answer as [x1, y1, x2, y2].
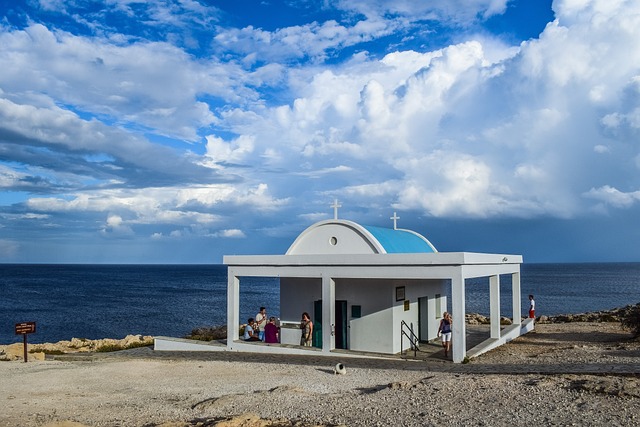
[300, 312, 313, 346]
[438, 312, 452, 358]
[255, 306, 267, 341]
[528, 295, 536, 319]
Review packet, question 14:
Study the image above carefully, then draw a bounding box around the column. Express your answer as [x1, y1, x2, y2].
[321, 274, 336, 353]
[451, 269, 466, 363]
[227, 270, 240, 350]
[511, 271, 521, 325]
[489, 275, 500, 339]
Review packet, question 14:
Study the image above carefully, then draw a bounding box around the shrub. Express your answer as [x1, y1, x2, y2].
[620, 303, 640, 338]
[185, 325, 227, 341]
[96, 344, 125, 352]
[96, 341, 152, 353]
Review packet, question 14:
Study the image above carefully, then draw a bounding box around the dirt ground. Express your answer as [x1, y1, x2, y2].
[1, 322, 638, 427]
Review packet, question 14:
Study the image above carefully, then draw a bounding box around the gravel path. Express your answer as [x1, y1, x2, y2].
[1, 322, 638, 427]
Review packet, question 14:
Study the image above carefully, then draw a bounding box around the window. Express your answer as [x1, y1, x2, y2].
[351, 305, 361, 318]
[436, 293, 441, 317]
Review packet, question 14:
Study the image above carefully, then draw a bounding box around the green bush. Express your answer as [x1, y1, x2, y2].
[620, 303, 640, 338]
[96, 341, 152, 353]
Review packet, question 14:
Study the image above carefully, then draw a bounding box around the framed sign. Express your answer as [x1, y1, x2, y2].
[15, 322, 36, 363]
[15, 322, 36, 335]
[395, 286, 405, 301]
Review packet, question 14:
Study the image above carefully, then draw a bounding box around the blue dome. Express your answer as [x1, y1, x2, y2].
[362, 225, 437, 254]
[286, 219, 437, 255]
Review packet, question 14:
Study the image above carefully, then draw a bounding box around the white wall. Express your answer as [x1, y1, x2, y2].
[338, 279, 394, 353]
[288, 223, 378, 255]
[280, 277, 321, 324]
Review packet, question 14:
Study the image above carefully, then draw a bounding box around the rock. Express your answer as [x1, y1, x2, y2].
[0, 343, 45, 361]
[500, 317, 512, 325]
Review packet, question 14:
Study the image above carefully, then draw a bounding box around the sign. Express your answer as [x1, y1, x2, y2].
[15, 321, 36, 335]
[15, 322, 37, 363]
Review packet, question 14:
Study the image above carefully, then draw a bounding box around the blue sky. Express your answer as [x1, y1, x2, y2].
[0, 0, 639, 264]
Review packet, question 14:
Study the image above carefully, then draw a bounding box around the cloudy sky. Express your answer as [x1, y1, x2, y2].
[0, 0, 638, 264]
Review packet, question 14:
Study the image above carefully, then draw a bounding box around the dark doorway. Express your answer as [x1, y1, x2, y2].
[313, 299, 348, 349]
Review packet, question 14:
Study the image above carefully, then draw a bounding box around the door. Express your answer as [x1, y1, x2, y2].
[313, 299, 348, 349]
[418, 297, 429, 341]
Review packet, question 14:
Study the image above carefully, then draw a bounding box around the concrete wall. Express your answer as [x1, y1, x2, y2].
[339, 279, 394, 353]
[280, 277, 321, 324]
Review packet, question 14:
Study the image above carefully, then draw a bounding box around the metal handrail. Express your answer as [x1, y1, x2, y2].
[400, 320, 420, 358]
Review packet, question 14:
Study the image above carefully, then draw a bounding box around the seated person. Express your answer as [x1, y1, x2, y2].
[264, 317, 280, 343]
[243, 318, 261, 341]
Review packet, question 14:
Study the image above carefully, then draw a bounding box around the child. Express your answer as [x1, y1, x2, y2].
[528, 295, 536, 319]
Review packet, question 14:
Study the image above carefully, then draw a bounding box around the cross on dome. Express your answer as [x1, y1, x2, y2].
[391, 212, 400, 230]
[331, 199, 342, 219]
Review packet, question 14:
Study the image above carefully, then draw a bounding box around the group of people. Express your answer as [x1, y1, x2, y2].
[243, 308, 315, 347]
[243, 295, 537, 357]
[243, 307, 280, 343]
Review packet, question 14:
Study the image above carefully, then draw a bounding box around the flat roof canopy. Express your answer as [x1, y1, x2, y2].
[224, 252, 522, 268]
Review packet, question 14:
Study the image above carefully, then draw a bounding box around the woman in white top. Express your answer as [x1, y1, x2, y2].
[438, 312, 452, 358]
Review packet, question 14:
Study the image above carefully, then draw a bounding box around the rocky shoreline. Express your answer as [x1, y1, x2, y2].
[0, 334, 153, 361]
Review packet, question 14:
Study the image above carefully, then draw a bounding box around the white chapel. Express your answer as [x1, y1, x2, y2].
[155, 203, 534, 363]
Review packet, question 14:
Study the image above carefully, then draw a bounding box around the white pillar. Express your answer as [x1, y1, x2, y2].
[489, 275, 501, 339]
[512, 271, 521, 325]
[451, 269, 466, 363]
[227, 269, 240, 350]
[321, 274, 336, 353]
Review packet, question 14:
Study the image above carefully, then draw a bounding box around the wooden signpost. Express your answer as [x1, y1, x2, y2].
[15, 322, 36, 363]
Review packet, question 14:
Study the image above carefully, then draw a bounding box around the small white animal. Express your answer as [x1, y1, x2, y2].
[334, 362, 346, 375]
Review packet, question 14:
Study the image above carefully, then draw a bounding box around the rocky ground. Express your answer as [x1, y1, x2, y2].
[1, 320, 639, 427]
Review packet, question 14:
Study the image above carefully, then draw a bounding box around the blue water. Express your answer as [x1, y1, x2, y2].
[0, 264, 278, 344]
[1, 263, 639, 344]
[464, 262, 640, 320]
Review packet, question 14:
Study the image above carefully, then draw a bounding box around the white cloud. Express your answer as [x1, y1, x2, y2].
[204, 134, 255, 164]
[1, 0, 639, 263]
[584, 185, 640, 209]
[334, 0, 510, 24]
[216, 229, 246, 238]
[213, 19, 397, 63]
[0, 24, 248, 140]
[100, 214, 134, 237]
[212, 0, 639, 221]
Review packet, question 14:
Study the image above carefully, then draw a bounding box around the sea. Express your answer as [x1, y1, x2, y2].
[1, 263, 639, 345]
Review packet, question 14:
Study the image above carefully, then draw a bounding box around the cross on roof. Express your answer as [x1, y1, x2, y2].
[391, 212, 400, 230]
[331, 199, 342, 220]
